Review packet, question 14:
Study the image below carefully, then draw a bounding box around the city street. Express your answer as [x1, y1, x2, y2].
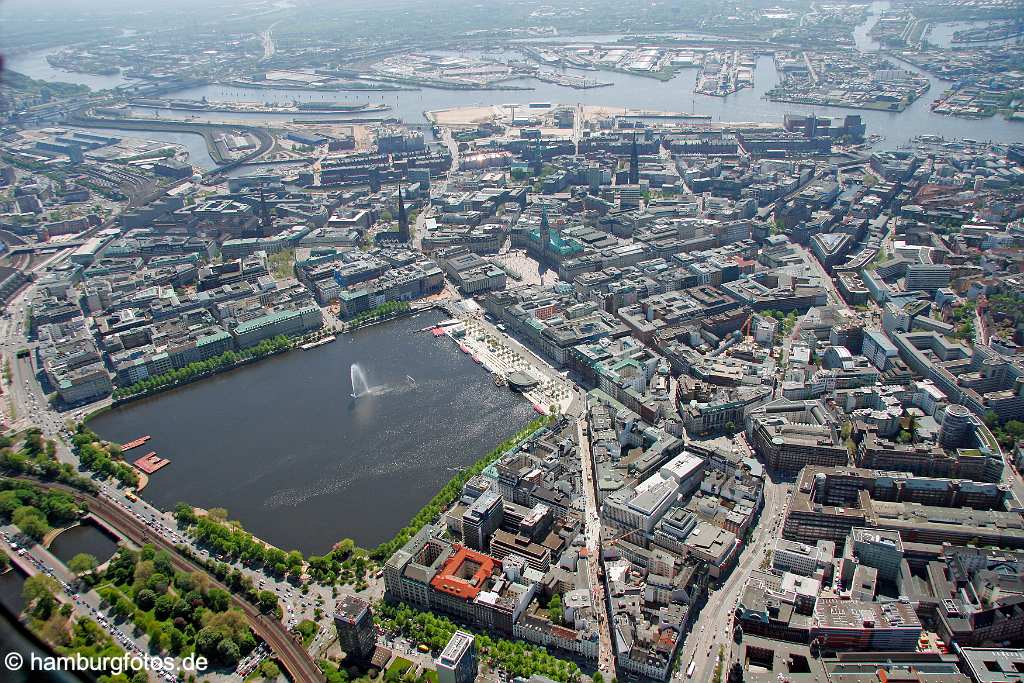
[672, 475, 791, 682]
[4, 4, 1024, 683]
[798, 244, 845, 310]
[5, 179, 1024, 683]
[576, 414, 615, 678]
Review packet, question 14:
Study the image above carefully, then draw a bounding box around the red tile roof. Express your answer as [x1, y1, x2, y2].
[430, 545, 501, 601]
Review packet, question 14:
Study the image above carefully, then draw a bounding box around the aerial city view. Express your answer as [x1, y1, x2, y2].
[0, 0, 1023, 681]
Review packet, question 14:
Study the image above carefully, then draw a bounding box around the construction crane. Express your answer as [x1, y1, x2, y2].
[741, 312, 753, 340]
[605, 527, 644, 549]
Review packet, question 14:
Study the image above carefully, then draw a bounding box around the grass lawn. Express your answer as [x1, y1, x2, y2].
[387, 657, 415, 679]
[294, 619, 317, 646]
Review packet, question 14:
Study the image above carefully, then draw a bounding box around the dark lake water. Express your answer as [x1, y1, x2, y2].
[89, 311, 534, 555]
[49, 523, 119, 566]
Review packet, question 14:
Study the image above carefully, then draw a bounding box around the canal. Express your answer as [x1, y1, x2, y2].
[88, 311, 535, 555]
[0, 569, 86, 682]
[0, 569, 26, 616]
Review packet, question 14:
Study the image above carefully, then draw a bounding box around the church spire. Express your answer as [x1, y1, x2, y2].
[258, 187, 271, 235]
[629, 131, 639, 185]
[540, 207, 551, 252]
[397, 184, 410, 242]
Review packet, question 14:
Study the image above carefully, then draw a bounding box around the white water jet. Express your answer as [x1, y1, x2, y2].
[350, 363, 370, 398]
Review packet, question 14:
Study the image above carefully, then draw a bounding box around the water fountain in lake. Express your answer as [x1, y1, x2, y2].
[350, 363, 370, 399]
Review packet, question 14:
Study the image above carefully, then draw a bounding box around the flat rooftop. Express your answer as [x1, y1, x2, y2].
[813, 598, 920, 630]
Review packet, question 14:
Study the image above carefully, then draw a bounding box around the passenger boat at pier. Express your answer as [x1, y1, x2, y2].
[299, 335, 335, 350]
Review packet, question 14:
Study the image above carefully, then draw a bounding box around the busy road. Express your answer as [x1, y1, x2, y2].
[577, 414, 615, 677]
[673, 473, 792, 682]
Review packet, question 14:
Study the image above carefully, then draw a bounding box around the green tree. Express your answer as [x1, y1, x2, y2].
[113, 596, 135, 618]
[206, 587, 231, 612]
[286, 550, 303, 575]
[135, 588, 157, 610]
[259, 660, 281, 679]
[548, 594, 563, 625]
[173, 502, 197, 525]
[294, 619, 318, 646]
[23, 574, 60, 619]
[154, 594, 177, 620]
[216, 638, 241, 665]
[257, 590, 279, 614]
[13, 505, 50, 540]
[194, 627, 223, 659]
[68, 552, 98, 576]
[1004, 420, 1024, 441]
[0, 491, 23, 519]
[783, 311, 798, 333]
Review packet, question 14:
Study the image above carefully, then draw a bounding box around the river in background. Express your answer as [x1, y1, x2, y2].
[924, 20, 1022, 48]
[7, 0, 1020, 168]
[160, 58, 1020, 150]
[4, 48, 134, 91]
[89, 311, 534, 555]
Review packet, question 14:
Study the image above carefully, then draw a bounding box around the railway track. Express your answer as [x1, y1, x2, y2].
[16, 478, 325, 682]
